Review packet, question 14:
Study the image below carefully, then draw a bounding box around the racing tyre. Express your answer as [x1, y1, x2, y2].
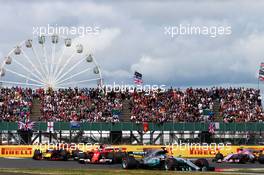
[114, 152, 126, 163]
[87, 152, 93, 159]
[78, 152, 86, 159]
[238, 155, 247, 164]
[165, 158, 178, 170]
[122, 156, 138, 169]
[194, 158, 209, 170]
[258, 154, 264, 164]
[214, 153, 224, 162]
[59, 150, 69, 161]
[71, 150, 78, 160]
[78, 153, 90, 164]
[33, 149, 42, 160]
[78, 159, 86, 164]
[107, 152, 115, 163]
[75, 152, 84, 160]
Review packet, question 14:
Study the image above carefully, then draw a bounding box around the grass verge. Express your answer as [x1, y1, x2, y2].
[0, 168, 248, 175]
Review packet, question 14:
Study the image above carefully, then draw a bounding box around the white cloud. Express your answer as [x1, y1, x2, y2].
[62, 28, 121, 59]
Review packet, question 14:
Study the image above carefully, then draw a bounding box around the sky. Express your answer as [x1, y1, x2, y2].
[1, 0, 264, 89]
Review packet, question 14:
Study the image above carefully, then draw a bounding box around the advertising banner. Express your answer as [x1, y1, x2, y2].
[0, 145, 264, 158]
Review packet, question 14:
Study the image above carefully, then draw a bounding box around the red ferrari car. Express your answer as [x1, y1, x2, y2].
[77, 145, 126, 164]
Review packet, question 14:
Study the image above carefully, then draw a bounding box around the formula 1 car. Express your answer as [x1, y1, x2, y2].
[77, 145, 126, 164]
[33, 149, 70, 161]
[121, 148, 215, 171]
[213, 148, 264, 164]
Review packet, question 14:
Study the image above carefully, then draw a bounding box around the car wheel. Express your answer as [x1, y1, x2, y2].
[194, 158, 209, 170]
[33, 149, 42, 160]
[114, 152, 125, 163]
[122, 157, 138, 169]
[165, 158, 177, 170]
[214, 153, 224, 162]
[78, 159, 85, 164]
[259, 154, 264, 164]
[106, 152, 115, 163]
[60, 150, 68, 161]
[87, 152, 93, 159]
[238, 155, 247, 164]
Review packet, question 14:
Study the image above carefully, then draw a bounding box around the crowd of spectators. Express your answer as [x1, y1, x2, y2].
[0, 87, 263, 123]
[130, 87, 264, 123]
[38, 88, 123, 122]
[130, 88, 215, 123]
[0, 87, 33, 122]
[218, 88, 263, 122]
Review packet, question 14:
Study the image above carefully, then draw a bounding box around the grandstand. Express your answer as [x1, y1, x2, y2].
[0, 86, 264, 145]
[1, 87, 263, 123]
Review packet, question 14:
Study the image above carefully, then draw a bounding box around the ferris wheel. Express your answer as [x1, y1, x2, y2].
[0, 34, 103, 89]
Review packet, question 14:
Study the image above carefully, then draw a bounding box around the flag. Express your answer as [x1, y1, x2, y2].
[208, 122, 215, 134]
[143, 122, 149, 132]
[134, 71, 143, 85]
[259, 62, 264, 81]
[47, 122, 54, 132]
[18, 121, 25, 130]
[70, 121, 80, 129]
[18, 121, 35, 131]
[214, 122, 220, 129]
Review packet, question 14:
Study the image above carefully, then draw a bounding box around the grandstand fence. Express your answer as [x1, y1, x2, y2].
[0, 122, 263, 145]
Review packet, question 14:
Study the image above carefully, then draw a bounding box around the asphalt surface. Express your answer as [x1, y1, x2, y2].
[0, 158, 120, 169]
[0, 158, 264, 170]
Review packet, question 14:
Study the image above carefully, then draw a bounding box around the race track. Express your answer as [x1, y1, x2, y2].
[1, 158, 264, 170]
[0, 158, 120, 169]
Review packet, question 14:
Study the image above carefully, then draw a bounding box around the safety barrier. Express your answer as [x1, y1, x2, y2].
[1, 144, 264, 158]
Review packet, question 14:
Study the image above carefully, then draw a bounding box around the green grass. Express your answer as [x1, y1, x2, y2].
[0, 168, 244, 175]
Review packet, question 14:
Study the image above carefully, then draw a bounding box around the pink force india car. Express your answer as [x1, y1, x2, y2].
[213, 148, 264, 164]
